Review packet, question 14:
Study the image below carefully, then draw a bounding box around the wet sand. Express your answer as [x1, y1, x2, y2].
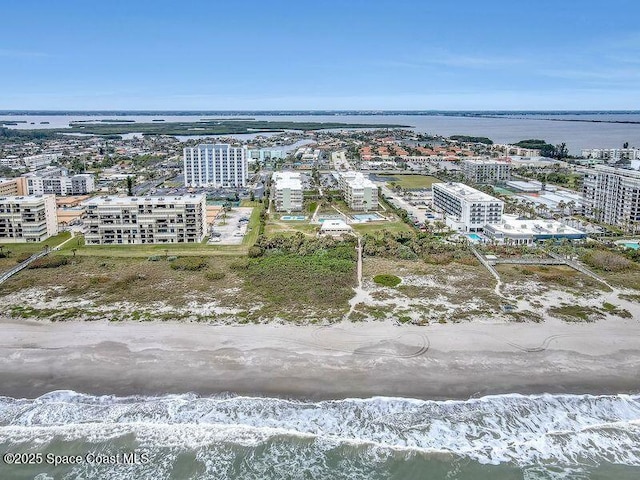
[1, 316, 639, 400]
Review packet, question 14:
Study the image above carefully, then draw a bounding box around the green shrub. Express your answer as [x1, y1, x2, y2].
[374, 273, 403, 287]
[29, 256, 68, 269]
[15, 252, 32, 263]
[373, 274, 402, 287]
[582, 250, 633, 272]
[148, 255, 161, 261]
[170, 257, 208, 271]
[205, 271, 226, 281]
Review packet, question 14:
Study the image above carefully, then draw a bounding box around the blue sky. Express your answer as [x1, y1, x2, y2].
[1, 0, 639, 110]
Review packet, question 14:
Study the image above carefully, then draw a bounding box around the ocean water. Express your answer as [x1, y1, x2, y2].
[1, 391, 639, 479]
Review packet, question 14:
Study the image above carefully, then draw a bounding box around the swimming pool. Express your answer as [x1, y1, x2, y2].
[621, 242, 639, 250]
[352, 213, 384, 222]
[317, 216, 343, 223]
[467, 233, 483, 242]
[281, 215, 307, 221]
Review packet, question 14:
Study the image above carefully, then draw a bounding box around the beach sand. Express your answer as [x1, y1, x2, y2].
[1, 316, 639, 400]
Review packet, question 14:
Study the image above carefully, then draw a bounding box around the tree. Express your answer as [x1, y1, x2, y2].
[126, 176, 134, 196]
[623, 142, 629, 149]
[554, 143, 569, 160]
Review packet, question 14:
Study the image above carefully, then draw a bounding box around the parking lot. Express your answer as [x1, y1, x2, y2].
[207, 207, 254, 245]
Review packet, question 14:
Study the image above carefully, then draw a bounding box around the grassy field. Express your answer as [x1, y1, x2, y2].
[1, 245, 357, 322]
[264, 222, 318, 237]
[0, 232, 72, 270]
[495, 264, 610, 294]
[351, 221, 413, 235]
[386, 175, 442, 189]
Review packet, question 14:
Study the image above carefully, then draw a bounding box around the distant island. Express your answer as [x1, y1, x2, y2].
[30, 119, 411, 136]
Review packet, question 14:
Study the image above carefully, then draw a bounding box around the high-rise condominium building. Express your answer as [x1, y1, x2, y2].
[183, 144, 248, 188]
[0, 195, 58, 242]
[433, 182, 504, 232]
[583, 165, 640, 233]
[84, 195, 207, 245]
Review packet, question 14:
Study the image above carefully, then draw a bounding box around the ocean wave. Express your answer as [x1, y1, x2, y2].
[1, 391, 639, 469]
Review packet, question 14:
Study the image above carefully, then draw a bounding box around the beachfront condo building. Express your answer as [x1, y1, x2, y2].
[0, 194, 58, 242]
[583, 166, 640, 234]
[334, 171, 379, 211]
[183, 144, 248, 188]
[83, 194, 207, 245]
[483, 215, 587, 245]
[23, 167, 95, 196]
[272, 171, 303, 212]
[433, 182, 504, 232]
[461, 159, 512, 184]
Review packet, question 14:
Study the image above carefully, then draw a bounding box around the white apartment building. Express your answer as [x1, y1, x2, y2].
[493, 144, 541, 157]
[0, 195, 58, 242]
[22, 153, 62, 171]
[83, 195, 207, 245]
[461, 159, 512, 184]
[183, 144, 248, 188]
[581, 148, 640, 163]
[272, 171, 303, 212]
[23, 167, 95, 196]
[433, 182, 504, 232]
[484, 215, 587, 245]
[334, 171, 378, 211]
[583, 166, 640, 233]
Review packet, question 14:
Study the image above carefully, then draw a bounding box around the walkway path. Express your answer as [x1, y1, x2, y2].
[0, 232, 75, 286]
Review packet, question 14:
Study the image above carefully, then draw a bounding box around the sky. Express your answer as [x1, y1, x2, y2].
[1, 0, 639, 110]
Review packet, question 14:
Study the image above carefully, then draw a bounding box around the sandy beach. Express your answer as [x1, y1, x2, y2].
[1, 316, 639, 400]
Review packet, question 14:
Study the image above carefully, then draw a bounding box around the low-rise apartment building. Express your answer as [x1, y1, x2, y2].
[272, 171, 303, 212]
[0, 194, 58, 242]
[22, 153, 62, 171]
[583, 166, 640, 233]
[84, 195, 207, 245]
[483, 215, 587, 245]
[461, 159, 511, 184]
[433, 182, 504, 232]
[334, 171, 378, 211]
[581, 148, 640, 163]
[23, 167, 95, 196]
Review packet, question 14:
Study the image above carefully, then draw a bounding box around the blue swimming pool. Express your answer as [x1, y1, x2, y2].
[467, 233, 483, 242]
[352, 213, 384, 222]
[621, 242, 639, 250]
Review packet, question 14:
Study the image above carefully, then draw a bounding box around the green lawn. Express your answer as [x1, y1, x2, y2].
[352, 221, 413, 235]
[386, 175, 442, 189]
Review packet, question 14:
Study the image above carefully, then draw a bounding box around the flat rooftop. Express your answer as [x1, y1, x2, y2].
[488, 216, 586, 236]
[434, 182, 501, 203]
[84, 194, 206, 206]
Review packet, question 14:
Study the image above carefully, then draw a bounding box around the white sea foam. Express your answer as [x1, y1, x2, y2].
[1, 391, 639, 469]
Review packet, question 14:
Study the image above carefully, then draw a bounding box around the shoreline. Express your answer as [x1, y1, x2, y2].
[1, 316, 639, 401]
